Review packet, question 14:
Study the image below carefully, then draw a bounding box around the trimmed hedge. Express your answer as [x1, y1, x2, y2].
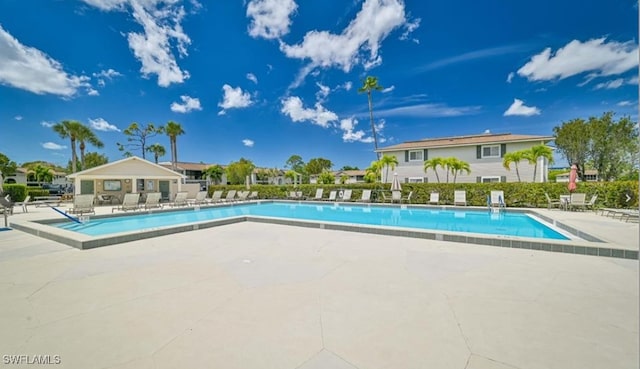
[208, 181, 638, 209]
[2, 184, 52, 202]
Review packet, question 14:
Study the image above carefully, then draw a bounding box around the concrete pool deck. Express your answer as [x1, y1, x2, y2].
[0, 204, 638, 369]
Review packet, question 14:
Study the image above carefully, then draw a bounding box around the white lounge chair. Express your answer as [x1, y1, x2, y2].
[454, 190, 467, 206]
[112, 193, 140, 212]
[359, 189, 371, 203]
[341, 189, 352, 202]
[191, 191, 208, 205]
[312, 188, 324, 201]
[569, 193, 587, 211]
[222, 190, 237, 203]
[544, 192, 562, 210]
[143, 192, 163, 210]
[14, 195, 31, 213]
[237, 191, 250, 201]
[402, 191, 413, 204]
[248, 191, 258, 200]
[326, 190, 337, 201]
[67, 194, 95, 215]
[170, 192, 189, 207]
[210, 190, 223, 203]
[490, 191, 505, 208]
[429, 192, 439, 205]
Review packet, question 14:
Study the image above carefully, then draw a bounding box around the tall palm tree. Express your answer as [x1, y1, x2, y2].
[502, 150, 527, 182]
[524, 144, 555, 182]
[76, 124, 104, 171]
[146, 143, 166, 164]
[379, 154, 399, 183]
[364, 160, 383, 183]
[52, 120, 84, 173]
[358, 76, 384, 160]
[448, 158, 471, 184]
[164, 121, 185, 171]
[423, 157, 445, 183]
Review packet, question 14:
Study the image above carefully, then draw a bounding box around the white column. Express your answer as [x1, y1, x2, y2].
[131, 178, 137, 193]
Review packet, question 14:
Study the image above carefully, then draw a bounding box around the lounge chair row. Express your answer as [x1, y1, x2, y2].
[294, 189, 474, 206]
[597, 208, 639, 222]
[545, 193, 598, 211]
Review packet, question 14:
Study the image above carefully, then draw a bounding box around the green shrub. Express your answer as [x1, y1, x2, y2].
[2, 184, 28, 202]
[208, 181, 638, 208]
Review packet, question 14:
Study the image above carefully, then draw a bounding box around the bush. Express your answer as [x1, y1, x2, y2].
[207, 181, 638, 208]
[2, 184, 28, 202]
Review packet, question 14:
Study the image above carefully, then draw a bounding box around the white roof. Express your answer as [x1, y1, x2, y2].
[67, 156, 186, 179]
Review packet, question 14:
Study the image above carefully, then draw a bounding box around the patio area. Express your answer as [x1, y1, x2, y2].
[0, 207, 638, 369]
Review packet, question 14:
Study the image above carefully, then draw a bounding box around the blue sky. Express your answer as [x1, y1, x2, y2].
[0, 0, 638, 170]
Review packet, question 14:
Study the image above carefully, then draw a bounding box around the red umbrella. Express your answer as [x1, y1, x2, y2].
[568, 164, 577, 192]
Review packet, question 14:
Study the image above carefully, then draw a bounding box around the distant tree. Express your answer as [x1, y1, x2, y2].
[447, 158, 471, 184]
[0, 153, 17, 177]
[502, 150, 528, 182]
[379, 154, 398, 183]
[524, 144, 554, 182]
[339, 174, 349, 184]
[340, 165, 359, 171]
[423, 157, 445, 183]
[226, 158, 255, 185]
[587, 112, 638, 181]
[204, 164, 225, 185]
[29, 163, 54, 183]
[52, 120, 84, 173]
[146, 143, 166, 164]
[318, 171, 336, 184]
[255, 168, 270, 183]
[117, 122, 162, 159]
[553, 118, 591, 181]
[285, 155, 305, 172]
[83, 152, 109, 170]
[267, 168, 281, 184]
[358, 76, 384, 159]
[164, 121, 184, 171]
[306, 158, 333, 175]
[75, 124, 104, 170]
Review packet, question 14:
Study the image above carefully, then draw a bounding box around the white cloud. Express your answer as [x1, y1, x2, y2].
[41, 121, 54, 128]
[89, 117, 120, 131]
[0, 25, 91, 97]
[280, 96, 338, 128]
[246, 72, 258, 84]
[170, 95, 202, 113]
[242, 139, 255, 147]
[376, 103, 482, 118]
[399, 17, 420, 43]
[341, 81, 353, 91]
[340, 117, 374, 143]
[280, 0, 408, 87]
[617, 100, 636, 106]
[503, 98, 541, 117]
[42, 142, 67, 150]
[517, 38, 638, 82]
[246, 0, 298, 39]
[93, 68, 122, 87]
[14, 115, 22, 121]
[87, 88, 100, 96]
[316, 82, 330, 101]
[593, 76, 637, 90]
[81, 0, 193, 87]
[218, 84, 253, 115]
[506, 72, 515, 83]
[382, 85, 395, 93]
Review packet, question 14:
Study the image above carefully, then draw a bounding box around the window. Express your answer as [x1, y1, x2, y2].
[481, 176, 501, 183]
[408, 177, 424, 183]
[136, 179, 145, 191]
[408, 150, 423, 161]
[482, 145, 500, 158]
[103, 180, 122, 191]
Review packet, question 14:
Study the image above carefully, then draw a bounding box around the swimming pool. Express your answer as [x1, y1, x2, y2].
[53, 202, 569, 240]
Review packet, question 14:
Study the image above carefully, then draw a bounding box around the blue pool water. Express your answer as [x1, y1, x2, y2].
[53, 202, 569, 240]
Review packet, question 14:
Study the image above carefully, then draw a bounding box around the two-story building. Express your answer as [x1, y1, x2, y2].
[376, 132, 554, 183]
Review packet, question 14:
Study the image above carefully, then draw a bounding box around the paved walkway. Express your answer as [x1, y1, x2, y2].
[0, 215, 638, 369]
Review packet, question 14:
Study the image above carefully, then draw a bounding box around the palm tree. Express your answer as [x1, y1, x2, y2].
[146, 143, 166, 164]
[164, 121, 184, 171]
[502, 150, 527, 182]
[204, 164, 224, 185]
[379, 154, 399, 183]
[30, 164, 54, 183]
[423, 157, 445, 183]
[358, 76, 384, 160]
[52, 120, 84, 173]
[364, 160, 383, 183]
[524, 144, 555, 182]
[76, 124, 104, 171]
[448, 158, 471, 184]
